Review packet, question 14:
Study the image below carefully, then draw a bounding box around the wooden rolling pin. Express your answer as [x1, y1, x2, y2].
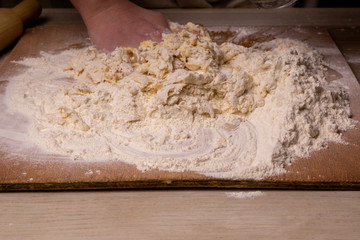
[0, 0, 42, 51]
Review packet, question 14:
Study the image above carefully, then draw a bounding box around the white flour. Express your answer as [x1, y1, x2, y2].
[225, 191, 266, 199]
[4, 23, 354, 180]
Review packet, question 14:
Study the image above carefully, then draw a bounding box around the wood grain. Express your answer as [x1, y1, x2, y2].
[0, 25, 359, 191]
[0, 190, 359, 240]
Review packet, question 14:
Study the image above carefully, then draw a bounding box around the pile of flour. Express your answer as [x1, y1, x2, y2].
[5, 22, 354, 179]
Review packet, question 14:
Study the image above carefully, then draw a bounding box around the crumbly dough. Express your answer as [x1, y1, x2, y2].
[5, 22, 354, 179]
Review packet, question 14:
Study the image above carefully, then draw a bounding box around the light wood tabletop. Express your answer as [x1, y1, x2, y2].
[0, 8, 359, 240]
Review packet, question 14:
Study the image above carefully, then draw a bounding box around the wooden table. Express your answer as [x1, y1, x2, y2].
[0, 8, 359, 240]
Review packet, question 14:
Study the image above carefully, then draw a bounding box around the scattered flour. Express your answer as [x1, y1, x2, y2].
[85, 170, 93, 176]
[225, 191, 266, 199]
[4, 22, 355, 180]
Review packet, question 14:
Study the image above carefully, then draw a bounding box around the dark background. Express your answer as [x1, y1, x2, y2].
[1, 0, 360, 8]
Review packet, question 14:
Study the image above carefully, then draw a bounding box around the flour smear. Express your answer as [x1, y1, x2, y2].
[225, 191, 266, 199]
[3, 23, 355, 180]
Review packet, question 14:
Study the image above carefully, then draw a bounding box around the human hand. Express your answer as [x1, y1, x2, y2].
[71, 0, 169, 51]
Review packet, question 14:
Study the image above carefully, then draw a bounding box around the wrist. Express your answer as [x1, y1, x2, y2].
[70, 0, 133, 23]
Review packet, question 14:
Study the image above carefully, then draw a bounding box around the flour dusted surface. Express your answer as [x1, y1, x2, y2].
[225, 191, 266, 199]
[5, 23, 354, 180]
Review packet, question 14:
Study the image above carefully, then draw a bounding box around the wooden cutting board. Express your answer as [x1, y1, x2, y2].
[0, 25, 359, 191]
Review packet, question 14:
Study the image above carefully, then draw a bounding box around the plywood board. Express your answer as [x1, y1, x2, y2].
[0, 25, 359, 191]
